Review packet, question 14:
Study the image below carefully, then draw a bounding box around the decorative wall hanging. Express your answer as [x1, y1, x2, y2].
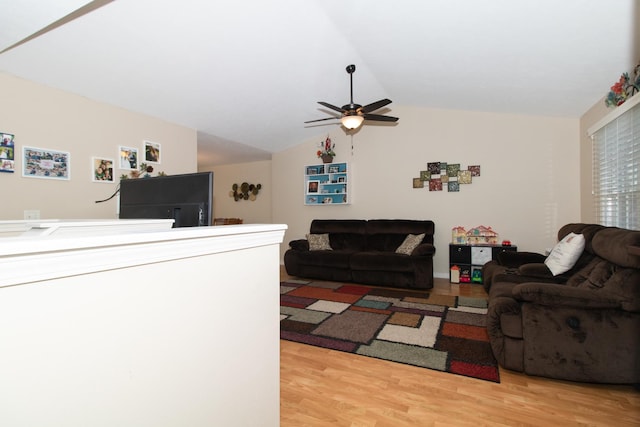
[229, 182, 262, 201]
[120, 162, 166, 180]
[316, 135, 335, 163]
[23, 146, 70, 180]
[119, 146, 138, 170]
[605, 62, 640, 108]
[144, 140, 161, 163]
[0, 132, 15, 173]
[92, 157, 114, 182]
[414, 162, 480, 192]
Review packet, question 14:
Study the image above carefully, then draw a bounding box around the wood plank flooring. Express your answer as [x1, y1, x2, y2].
[280, 269, 640, 426]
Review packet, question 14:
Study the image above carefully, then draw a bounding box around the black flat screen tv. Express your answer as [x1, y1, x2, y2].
[119, 172, 213, 227]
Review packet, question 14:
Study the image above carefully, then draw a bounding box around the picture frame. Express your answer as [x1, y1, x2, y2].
[144, 140, 161, 163]
[119, 146, 138, 170]
[306, 166, 318, 175]
[338, 176, 345, 183]
[92, 157, 114, 183]
[307, 180, 319, 193]
[0, 132, 15, 173]
[328, 165, 339, 173]
[23, 146, 70, 180]
[413, 177, 424, 188]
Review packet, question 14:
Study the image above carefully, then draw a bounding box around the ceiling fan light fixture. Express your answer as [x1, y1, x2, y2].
[341, 115, 364, 129]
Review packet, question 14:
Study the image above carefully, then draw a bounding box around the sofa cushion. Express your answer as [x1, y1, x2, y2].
[365, 219, 434, 251]
[307, 233, 332, 251]
[309, 219, 367, 251]
[544, 232, 585, 275]
[290, 250, 353, 269]
[395, 233, 425, 255]
[350, 252, 414, 272]
[591, 227, 640, 268]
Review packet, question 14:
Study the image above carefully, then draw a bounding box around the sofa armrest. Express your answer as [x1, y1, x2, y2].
[512, 283, 624, 310]
[491, 263, 560, 286]
[288, 239, 309, 251]
[518, 262, 553, 278]
[411, 243, 436, 256]
[497, 251, 546, 267]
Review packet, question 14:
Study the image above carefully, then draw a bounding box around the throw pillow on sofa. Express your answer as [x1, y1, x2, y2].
[307, 233, 332, 251]
[544, 232, 585, 275]
[395, 233, 425, 255]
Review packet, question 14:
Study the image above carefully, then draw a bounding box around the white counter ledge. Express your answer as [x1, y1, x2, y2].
[0, 222, 287, 288]
[0, 221, 286, 427]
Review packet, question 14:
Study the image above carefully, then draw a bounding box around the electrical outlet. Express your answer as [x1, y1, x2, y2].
[24, 210, 40, 220]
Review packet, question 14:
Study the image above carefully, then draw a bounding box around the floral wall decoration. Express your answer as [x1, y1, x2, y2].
[120, 162, 166, 180]
[605, 62, 640, 108]
[413, 162, 481, 192]
[316, 135, 335, 163]
[229, 182, 262, 201]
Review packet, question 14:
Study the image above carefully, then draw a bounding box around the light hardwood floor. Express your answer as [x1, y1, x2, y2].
[280, 269, 640, 426]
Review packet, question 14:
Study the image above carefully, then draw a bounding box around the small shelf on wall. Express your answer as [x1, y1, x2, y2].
[304, 162, 349, 205]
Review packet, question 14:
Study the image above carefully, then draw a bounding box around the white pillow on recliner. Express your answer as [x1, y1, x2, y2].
[544, 232, 585, 276]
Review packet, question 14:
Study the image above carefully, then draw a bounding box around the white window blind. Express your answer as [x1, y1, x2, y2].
[591, 99, 640, 230]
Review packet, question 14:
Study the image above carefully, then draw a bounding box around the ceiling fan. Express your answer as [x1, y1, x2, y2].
[305, 64, 399, 130]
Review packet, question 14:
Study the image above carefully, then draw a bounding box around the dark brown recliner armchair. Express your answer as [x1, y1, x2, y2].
[483, 224, 640, 383]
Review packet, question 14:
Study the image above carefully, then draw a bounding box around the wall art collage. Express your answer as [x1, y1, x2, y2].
[413, 161, 481, 192]
[0, 131, 162, 183]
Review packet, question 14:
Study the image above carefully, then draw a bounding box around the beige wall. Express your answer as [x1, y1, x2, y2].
[2, 72, 197, 220]
[273, 105, 581, 277]
[200, 160, 273, 224]
[3, 70, 615, 279]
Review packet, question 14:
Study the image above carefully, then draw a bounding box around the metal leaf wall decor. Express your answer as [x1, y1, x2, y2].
[413, 162, 480, 192]
[229, 182, 262, 201]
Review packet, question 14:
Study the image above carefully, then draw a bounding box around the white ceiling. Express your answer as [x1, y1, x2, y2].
[0, 0, 637, 165]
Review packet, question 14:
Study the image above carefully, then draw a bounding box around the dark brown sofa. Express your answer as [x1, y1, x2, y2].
[284, 219, 436, 289]
[482, 223, 640, 384]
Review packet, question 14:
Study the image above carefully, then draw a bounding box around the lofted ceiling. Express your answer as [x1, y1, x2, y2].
[0, 0, 637, 166]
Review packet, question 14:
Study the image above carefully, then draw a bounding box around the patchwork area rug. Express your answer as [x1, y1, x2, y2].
[280, 280, 500, 382]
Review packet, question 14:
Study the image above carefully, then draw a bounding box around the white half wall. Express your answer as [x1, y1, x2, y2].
[0, 223, 285, 427]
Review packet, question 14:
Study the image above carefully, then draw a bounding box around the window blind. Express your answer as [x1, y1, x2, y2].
[591, 100, 640, 230]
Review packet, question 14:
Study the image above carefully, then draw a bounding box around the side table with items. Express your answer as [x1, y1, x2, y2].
[449, 244, 517, 284]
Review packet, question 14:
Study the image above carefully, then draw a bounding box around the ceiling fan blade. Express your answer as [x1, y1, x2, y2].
[318, 101, 345, 113]
[304, 117, 340, 124]
[363, 113, 398, 122]
[360, 98, 392, 114]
